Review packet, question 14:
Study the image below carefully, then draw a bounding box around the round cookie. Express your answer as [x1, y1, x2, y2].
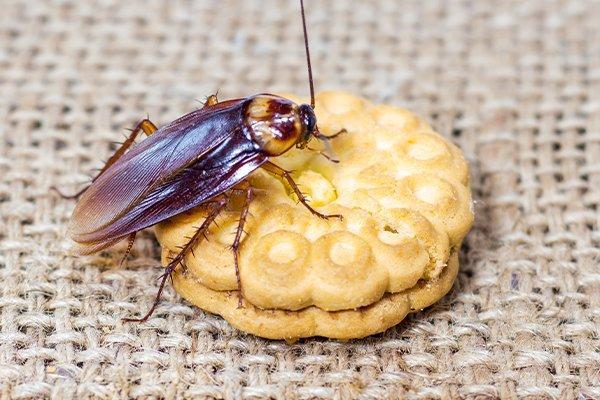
[154, 91, 474, 340]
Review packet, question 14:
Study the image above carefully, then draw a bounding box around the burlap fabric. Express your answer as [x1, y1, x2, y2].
[1, 0, 598, 399]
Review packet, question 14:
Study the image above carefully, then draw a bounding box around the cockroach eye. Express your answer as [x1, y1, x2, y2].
[299, 104, 317, 140]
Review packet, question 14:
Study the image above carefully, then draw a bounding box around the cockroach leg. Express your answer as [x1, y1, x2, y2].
[104, 118, 157, 175]
[229, 182, 254, 307]
[52, 119, 158, 200]
[119, 232, 137, 268]
[90, 119, 158, 183]
[261, 161, 343, 220]
[123, 197, 229, 323]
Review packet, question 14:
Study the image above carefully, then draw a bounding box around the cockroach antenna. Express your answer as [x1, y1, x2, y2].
[300, 0, 315, 109]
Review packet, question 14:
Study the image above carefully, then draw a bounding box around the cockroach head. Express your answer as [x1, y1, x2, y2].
[298, 103, 317, 145]
[298, 102, 341, 163]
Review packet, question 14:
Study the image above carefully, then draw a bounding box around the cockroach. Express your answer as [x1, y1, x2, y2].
[57, 0, 345, 322]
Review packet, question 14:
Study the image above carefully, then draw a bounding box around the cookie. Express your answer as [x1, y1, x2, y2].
[165, 249, 459, 340]
[154, 91, 473, 340]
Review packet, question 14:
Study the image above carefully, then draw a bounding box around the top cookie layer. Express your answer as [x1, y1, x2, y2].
[156, 91, 473, 312]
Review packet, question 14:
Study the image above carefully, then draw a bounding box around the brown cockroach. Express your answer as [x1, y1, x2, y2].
[60, 0, 344, 322]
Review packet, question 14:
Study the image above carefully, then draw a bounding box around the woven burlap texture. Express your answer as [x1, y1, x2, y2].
[1, 0, 598, 399]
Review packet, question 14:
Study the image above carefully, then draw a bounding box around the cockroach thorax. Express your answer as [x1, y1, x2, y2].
[243, 94, 304, 156]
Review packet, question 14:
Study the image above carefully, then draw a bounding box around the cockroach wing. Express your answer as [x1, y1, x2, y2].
[75, 135, 266, 253]
[68, 99, 266, 253]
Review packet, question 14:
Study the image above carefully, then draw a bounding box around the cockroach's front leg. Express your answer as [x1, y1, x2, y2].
[52, 118, 158, 199]
[261, 161, 343, 220]
[123, 196, 229, 323]
[229, 182, 254, 307]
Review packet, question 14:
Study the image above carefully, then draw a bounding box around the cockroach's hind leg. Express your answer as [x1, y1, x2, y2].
[128, 118, 158, 138]
[102, 118, 158, 177]
[229, 183, 253, 308]
[50, 184, 89, 200]
[119, 232, 137, 268]
[123, 197, 229, 323]
[261, 161, 343, 221]
[76, 118, 158, 198]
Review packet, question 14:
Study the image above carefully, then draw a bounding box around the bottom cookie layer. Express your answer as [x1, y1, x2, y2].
[167, 251, 459, 340]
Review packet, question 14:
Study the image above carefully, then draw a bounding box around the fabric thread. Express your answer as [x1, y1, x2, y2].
[0, 0, 598, 398]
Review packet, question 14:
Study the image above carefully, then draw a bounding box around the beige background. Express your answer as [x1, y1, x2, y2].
[1, 0, 599, 399]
